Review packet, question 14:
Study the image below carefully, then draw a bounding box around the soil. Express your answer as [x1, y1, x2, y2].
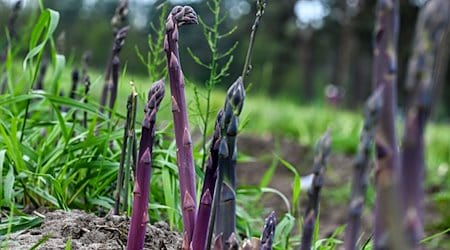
[236, 134, 447, 244]
[6, 210, 182, 250]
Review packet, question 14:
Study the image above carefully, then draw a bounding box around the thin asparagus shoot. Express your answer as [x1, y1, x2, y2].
[241, 0, 267, 82]
[114, 83, 138, 215]
[300, 132, 331, 250]
[344, 88, 383, 250]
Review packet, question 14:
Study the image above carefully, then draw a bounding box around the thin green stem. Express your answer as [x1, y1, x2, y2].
[241, 0, 267, 83]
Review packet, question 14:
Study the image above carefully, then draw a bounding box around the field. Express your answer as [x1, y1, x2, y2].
[1, 0, 450, 250]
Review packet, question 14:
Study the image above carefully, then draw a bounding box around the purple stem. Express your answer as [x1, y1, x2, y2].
[127, 80, 165, 250]
[260, 211, 277, 250]
[400, 0, 450, 247]
[300, 132, 331, 250]
[344, 88, 383, 250]
[372, 1, 406, 249]
[164, 5, 198, 243]
[192, 111, 222, 250]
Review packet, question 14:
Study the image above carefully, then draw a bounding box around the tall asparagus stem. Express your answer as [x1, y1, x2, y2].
[213, 78, 245, 247]
[164, 5, 198, 243]
[205, 2, 267, 248]
[114, 83, 138, 215]
[372, 1, 407, 249]
[127, 80, 165, 250]
[260, 211, 277, 250]
[344, 89, 383, 250]
[192, 111, 223, 250]
[400, 1, 450, 247]
[300, 132, 331, 250]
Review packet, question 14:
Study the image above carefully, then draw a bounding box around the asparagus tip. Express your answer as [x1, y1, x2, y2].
[260, 211, 276, 249]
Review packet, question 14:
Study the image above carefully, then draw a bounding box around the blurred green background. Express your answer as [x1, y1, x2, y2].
[1, 0, 449, 119]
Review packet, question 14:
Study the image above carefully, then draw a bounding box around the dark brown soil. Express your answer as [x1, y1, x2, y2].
[236, 134, 447, 247]
[6, 210, 182, 250]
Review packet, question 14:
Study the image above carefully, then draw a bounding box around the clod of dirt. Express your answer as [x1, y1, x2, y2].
[6, 210, 182, 250]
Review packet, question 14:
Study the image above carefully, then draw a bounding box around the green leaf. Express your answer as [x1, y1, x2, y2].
[23, 9, 60, 70]
[65, 237, 72, 250]
[30, 235, 51, 250]
[273, 213, 295, 249]
[259, 157, 278, 188]
[4, 165, 15, 202]
[277, 156, 301, 214]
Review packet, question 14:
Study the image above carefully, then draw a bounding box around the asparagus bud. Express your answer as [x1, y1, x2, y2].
[260, 211, 276, 250]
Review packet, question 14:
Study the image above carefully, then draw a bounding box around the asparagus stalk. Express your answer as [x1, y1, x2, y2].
[82, 52, 91, 129]
[100, 0, 128, 111]
[164, 5, 198, 243]
[127, 80, 165, 250]
[207, 78, 245, 249]
[192, 111, 223, 250]
[300, 132, 331, 250]
[114, 83, 138, 215]
[109, 56, 120, 117]
[371, 1, 407, 249]
[208, 2, 267, 247]
[260, 211, 277, 250]
[69, 69, 80, 120]
[344, 88, 383, 250]
[100, 26, 129, 114]
[400, 0, 450, 247]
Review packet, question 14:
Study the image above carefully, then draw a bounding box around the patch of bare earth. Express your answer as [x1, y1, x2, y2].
[6, 210, 182, 250]
[237, 134, 446, 246]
